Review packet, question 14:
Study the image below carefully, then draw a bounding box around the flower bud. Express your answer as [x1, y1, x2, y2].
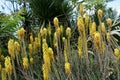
[80, 4, 84, 16]
[90, 22, 96, 36]
[106, 18, 112, 27]
[53, 32, 57, 47]
[48, 22, 51, 35]
[98, 9, 103, 19]
[56, 27, 61, 36]
[14, 41, 20, 52]
[62, 37, 66, 43]
[5, 56, 12, 76]
[43, 28, 47, 37]
[53, 17, 59, 28]
[23, 57, 29, 69]
[8, 39, 15, 59]
[17, 28, 25, 40]
[60, 25, 63, 34]
[101, 22, 106, 34]
[77, 16, 84, 32]
[66, 27, 71, 38]
[30, 33, 33, 44]
[94, 32, 101, 49]
[107, 32, 110, 42]
[114, 48, 119, 57]
[28, 44, 33, 55]
[30, 57, 33, 64]
[65, 62, 71, 74]
[48, 48, 54, 61]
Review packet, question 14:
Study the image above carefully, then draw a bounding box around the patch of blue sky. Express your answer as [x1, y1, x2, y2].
[0, 0, 13, 14]
[0, 0, 20, 14]
[107, 0, 120, 15]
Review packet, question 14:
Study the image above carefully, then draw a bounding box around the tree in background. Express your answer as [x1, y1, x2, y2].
[29, 0, 73, 27]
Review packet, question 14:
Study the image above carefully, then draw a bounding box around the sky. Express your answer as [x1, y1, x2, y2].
[107, 0, 120, 15]
[0, 0, 13, 14]
[0, 0, 120, 15]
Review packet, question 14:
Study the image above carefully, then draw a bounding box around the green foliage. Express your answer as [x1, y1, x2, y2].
[0, 12, 24, 55]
